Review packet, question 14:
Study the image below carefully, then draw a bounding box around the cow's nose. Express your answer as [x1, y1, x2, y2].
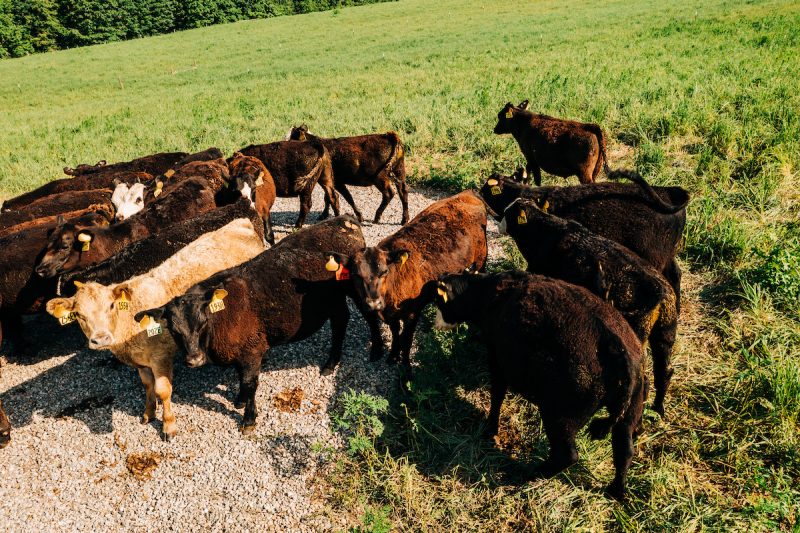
[89, 333, 113, 349]
[185, 352, 207, 368]
[115, 213, 125, 222]
[366, 298, 384, 311]
[35, 265, 50, 277]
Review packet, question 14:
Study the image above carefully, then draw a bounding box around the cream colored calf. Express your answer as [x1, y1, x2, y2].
[46, 218, 266, 440]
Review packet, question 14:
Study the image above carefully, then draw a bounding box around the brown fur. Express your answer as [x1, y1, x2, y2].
[227, 153, 277, 244]
[287, 126, 409, 224]
[344, 191, 488, 365]
[0, 203, 114, 238]
[0, 189, 113, 231]
[494, 100, 609, 185]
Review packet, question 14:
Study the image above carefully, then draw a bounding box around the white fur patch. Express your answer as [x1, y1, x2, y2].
[113, 182, 147, 220]
[240, 182, 255, 208]
[434, 309, 457, 331]
[284, 128, 294, 141]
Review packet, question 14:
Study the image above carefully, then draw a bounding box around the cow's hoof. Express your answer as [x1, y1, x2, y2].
[605, 482, 626, 502]
[240, 424, 256, 435]
[162, 432, 176, 443]
[141, 414, 153, 424]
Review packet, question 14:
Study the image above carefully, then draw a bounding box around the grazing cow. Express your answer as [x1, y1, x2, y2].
[45, 218, 266, 440]
[237, 139, 340, 227]
[499, 198, 677, 415]
[0, 189, 113, 232]
[60, 199, 264, 295]
[480, 171, 689, 311]
[0, 210, 112, 351]
[333, 191, 488, 366]
[1, 172, 153, 213]
[494, 100, 613, 185]
[135, 215, 367, 433]
[34, 176, 222, 279]
[286, 125, 409, 224]
[227, 152, 277, 244]
[434, 270, 645, 500]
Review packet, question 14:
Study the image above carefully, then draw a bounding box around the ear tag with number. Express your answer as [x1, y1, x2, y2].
[116, 293, 129, 312]
[208, 289, 227, 313]
[146, 321, 162, 337]
[153, 181, 164, 198]
[517, 210, 528, 225]
[542, 200, 550, 213]
[491, 186, 501, 195]
[78, 233, 91, 251]
[255, 172, 264, 187]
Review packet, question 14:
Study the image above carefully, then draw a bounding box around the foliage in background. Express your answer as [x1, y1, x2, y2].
[0, 0, 395, 57]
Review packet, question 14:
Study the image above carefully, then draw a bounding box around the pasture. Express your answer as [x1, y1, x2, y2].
[0, 0, 799, 530]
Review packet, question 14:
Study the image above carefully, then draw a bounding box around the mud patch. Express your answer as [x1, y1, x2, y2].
[125, 452, 162, 480]
[274, 387, 304, 413]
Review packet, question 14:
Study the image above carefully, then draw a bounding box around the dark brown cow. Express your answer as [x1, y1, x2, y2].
[62, 147, 222, 177]
[135, 215, 369, 433]
[500, 199, 678, 415]
[34, 175, 223, 279]
[0, 210, 112, 351]
[479, 171, 689, 312]
[0, 189, 113, 232]
[227, 153, 277, 244]
[433, 270, 646, 500]
[493, 100, 612, 185]
[333, 191, 488, 366]
[237, 139, 340, 227]
[286, 126, 409, 224]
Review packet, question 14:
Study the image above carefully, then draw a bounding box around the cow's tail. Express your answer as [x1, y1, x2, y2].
[584, 123, 609, 182]
[377, 131, 404, 184]
[296, 142, 327, 192]
[606, 168, 689, 214]
[588, 329, 639, 440]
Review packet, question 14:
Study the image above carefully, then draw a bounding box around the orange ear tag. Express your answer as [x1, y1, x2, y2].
[517, 210, 528, 225]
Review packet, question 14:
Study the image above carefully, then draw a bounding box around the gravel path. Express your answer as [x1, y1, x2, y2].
[0, 185, 504, 532]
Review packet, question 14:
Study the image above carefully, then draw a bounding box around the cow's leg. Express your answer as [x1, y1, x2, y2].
[296, 190, 313, 228]
[394, 162, 410, 224]
[664, 259, 682, 316]
[336, 183, 363, 222]
[238, 357, 261, 434]
[365, 312, 384, 362]
[484, 352, 507, 439]
[539, 414, 580, 477]
[153, 366, 176, 441]
[321, 297, 350, 375]
[527, 162, 542, 186]
[317, 165, 340, 220]
[373, 176, 395, 224]
[387, 319, 402, 363]
[398, 313, 420, 368]
[649, 314, 677, 417]
[321, 194, 331, 220]
[264, 216, 275, 246]
[607, 376, 644, 500]
[137, 367, 157, 424]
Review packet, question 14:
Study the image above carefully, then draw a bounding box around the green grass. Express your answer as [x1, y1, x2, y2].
[2, 0, 799, 530]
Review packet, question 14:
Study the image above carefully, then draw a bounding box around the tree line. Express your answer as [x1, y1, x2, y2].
[0, 0, 394, 58]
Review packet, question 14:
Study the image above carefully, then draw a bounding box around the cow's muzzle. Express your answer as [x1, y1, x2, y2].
[185, 351, 208, 368]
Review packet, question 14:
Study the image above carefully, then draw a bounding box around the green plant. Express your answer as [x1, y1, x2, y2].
[332, 390, 389, 456]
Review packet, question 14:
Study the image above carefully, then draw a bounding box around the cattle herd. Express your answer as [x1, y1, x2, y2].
[0, 101, 689, 500]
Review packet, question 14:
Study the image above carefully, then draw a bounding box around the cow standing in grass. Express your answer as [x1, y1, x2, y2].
[493, 100, 612, 186]
[332, 191, 488, 366]
[433, 270, 646, 500]
[286, 125, 409, 224]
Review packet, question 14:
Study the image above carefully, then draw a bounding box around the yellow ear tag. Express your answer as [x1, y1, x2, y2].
[153, 181, 164, 198]
[255, 172, 264, 187]
[139, 315, 162, 337]
[491, 185, 502, 195]
[116, 292, 129, 312]
[542, 200, 550, 213]
[399, 252, 409, 268]
[505, 109, 513, 119]
[208, 289, 227, 313]
[437, 287, 448, 303]
[77, 233, 91, 251]
[53, 304, 78, 325]
[325, 256, 339, 272]
[486, 179, 498, 186]
[517, 210, 528, 225]
[164, 169, 175, 178]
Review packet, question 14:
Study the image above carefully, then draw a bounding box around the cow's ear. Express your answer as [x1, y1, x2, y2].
[46, 298, 74, 319]
[113, 284, 132, 302]
[389, 249, 411, 266]
[135, 308, 164, 326]
[322, 252, 348, 271]
[212, 288, 227, 301]
[76, 231, 93, 250]
[518, 100, 529, 110]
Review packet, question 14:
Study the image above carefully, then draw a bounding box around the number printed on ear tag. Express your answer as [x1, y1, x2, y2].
[117, 300, 129, 311]
[209, 299, 225, 313]
[146, 322, 162, 337]
[59, 312, 78, 326]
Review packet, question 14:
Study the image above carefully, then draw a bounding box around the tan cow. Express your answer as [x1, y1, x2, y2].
[45, 218, 266, 440]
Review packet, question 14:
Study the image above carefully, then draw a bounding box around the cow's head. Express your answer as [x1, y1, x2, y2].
[45, 282, 132, 350]
[135, 285, 227, 368]
[433, 273, 481, 329]
[111, 181, 147, 221]
[228, 153, 269, 207]
[0, 400, 10, 449]
[285, 124, 309, 141]
[327, 247, 410, 312]
[493, 100, 529, 134]
[497, 197, 546, 237]
[35, 213, 109, 278]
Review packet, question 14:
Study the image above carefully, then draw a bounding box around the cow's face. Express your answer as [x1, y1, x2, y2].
[493, 100, 528, 134]
[341, 247, 410, 312]
[285, 125, 309, 141]
[46, 283, 132, 350]
[0, 400, 10, 449]
[36, 223, 93, 278]
[498, 198, 544, 237]
[111, 182, 146, 221]
[228, 154, 267, 208]
[433, 274, 476, 329]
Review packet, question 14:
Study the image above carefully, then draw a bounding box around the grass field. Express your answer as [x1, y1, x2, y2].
[1, 0, 799, 530]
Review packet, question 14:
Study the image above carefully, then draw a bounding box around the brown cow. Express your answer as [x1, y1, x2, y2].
[227, 153, 277, 244]
[62, 147, 222, 177]
[331, 191, 488, 366]
[286, 126, 409, 224]
[0, 189, 113, 231]
[493, 100, 611, 185]
[237, 139, 340, 227]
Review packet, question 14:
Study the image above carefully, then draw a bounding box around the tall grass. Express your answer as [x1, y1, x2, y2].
[1, 0, 799, 529]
